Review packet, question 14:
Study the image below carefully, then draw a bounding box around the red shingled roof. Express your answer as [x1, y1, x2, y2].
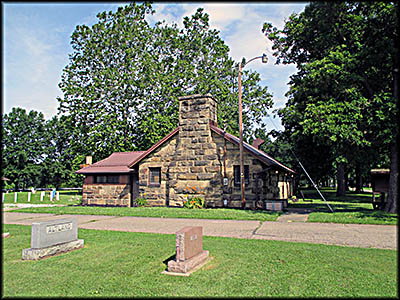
[76, 124, 294, 174]
[76, 151, 145, 174]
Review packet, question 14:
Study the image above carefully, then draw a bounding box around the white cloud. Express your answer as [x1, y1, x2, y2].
[3, 10, 67, 118]
[3, 2, 307, 122]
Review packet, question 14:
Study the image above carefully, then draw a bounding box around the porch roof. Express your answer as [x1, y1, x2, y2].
[76, 151, 146, 174]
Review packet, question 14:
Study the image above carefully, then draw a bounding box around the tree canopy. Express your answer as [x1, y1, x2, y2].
[58, 3, 272, 162]
[263, 1, 398, 211]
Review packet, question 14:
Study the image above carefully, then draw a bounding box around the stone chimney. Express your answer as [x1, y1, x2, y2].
[168, 94, 221, 207]
[178, 94, 218, 139]
[86, 156, 93, 165]
[251, 138, 265, 150]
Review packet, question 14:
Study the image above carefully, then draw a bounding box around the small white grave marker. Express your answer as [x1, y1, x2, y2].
[28, 192, 31, 202]
[50, 191, 53, 202]
[56, 191, 60, 201]
[14, 192, 17, 203]
[40, 191, 44, 202]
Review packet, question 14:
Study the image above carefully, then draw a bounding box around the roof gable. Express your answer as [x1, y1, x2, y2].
[128, 127, 179, 167]
[210, 124, 295, 174]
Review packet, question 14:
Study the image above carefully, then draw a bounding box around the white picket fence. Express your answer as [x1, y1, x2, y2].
[3, 190, 64, 203]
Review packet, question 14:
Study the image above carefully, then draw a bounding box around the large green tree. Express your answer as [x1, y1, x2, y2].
[263, 2, 397, 211]
[41, 115, 84, 188]
[58, 3, 273, 162]
[1, 108, 47, 190]
[1, 109, 84, 189]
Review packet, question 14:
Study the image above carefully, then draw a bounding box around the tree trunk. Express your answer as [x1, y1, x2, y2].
[336, 163, 346, 197]
[384, 135, 398, 213]
[345, 169, 350, 191]
[384, 57, 398, 213]
[355, 163, 362, 193]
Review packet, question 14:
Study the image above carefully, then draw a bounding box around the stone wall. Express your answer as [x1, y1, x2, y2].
[82, 183, 131, 206]
[138, 134, 178, 206]
[211, 131, 291, 208]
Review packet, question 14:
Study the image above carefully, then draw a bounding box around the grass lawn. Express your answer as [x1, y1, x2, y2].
[2, 224, 397, 298]
[289, 188, 397, 225]
[4, 188, 397, 225]
[9, 205, 281, 221]
[2, 190, 81, 206]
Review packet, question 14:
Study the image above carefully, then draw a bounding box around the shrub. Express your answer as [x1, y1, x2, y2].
[183, 196, 205, 209]
[134, 193, 147, 207]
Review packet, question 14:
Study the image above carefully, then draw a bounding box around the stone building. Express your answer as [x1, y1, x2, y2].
[76, 94, 295, 209]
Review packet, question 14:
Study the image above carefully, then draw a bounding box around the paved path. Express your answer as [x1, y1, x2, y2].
[3, 212, 397, 250]
[3, 203, 66, 212]
[276, 207, 313, 222]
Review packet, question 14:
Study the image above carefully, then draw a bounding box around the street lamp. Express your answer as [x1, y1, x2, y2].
[238, 54, 268, 209]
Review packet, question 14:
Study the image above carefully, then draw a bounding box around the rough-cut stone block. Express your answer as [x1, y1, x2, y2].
[205, 166, 220, 173]
[190, 166, 204, 173]
[167, 250, 209, 274]
[197, 173, 214, 180]
[22, 239, 84, 260]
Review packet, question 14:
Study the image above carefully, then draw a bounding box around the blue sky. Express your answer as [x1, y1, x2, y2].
[2, 2, 307, 131]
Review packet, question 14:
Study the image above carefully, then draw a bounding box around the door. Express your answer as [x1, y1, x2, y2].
[131, 172, 139, 207]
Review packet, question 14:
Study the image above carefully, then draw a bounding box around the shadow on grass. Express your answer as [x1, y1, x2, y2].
[300, 189, 373, 203]
[59, 191, 82, 196]
[294, 189, 397, 223]
[162, 254, 176, 270]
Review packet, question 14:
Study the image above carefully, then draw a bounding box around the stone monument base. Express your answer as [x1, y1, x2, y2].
[22, 239, 84, 260]
[164, 250, 210, 276]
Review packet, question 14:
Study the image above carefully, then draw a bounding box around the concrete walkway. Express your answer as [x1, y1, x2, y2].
[2, 203, 66, 212]
[276, 207, 313, 222]
[3, 211, 397, 250]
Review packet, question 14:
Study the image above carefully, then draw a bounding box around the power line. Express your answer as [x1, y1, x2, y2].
[268, 114, 334, 213]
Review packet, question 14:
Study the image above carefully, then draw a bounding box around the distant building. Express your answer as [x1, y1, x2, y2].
[370, 169, 390, 209]
[76, 94, 295, 209]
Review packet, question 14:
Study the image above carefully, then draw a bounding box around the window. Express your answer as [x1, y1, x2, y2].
[94, 175, 120, 184]
[149, 167, 161, 185]
[234, 165, 249, 186]
[95, 175, 107, 183]
[107, 175, 120, 184]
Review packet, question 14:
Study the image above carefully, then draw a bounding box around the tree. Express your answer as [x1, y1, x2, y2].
[58, 3, 273, 162]
[41, 115, 84, 188]
[1, 108, 47, 190]
[263, 2, 397, 210]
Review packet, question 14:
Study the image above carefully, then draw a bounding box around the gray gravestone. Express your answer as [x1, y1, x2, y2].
[22, 218, 84, 260]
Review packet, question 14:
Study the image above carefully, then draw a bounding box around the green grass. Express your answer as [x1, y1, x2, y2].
[4, 188, 397, 225]
[290, 188, 397, 225]
[2, 190, 81, 206]
[2, 224, 397, 297]
[10, 205, 281, 221]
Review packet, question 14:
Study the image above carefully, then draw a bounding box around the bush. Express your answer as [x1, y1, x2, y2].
[134, 193, 147, 207]
[183, 196, 205, 209]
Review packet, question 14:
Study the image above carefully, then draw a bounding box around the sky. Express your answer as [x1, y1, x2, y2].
[2, 2, 307, 132]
